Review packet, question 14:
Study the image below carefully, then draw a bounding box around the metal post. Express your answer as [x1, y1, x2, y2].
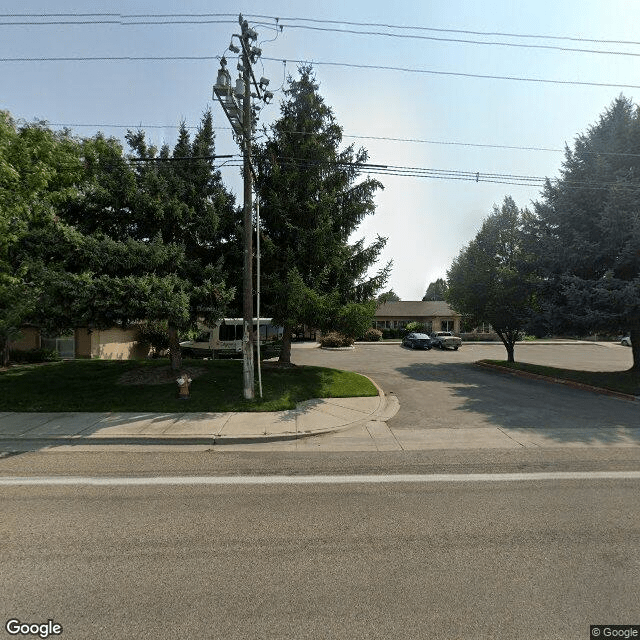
[242, 30, 255, 400]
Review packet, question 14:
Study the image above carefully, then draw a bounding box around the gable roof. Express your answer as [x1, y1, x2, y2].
[374, 300, 460, 318]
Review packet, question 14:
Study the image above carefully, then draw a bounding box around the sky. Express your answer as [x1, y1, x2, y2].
[1, 0, 639, 300]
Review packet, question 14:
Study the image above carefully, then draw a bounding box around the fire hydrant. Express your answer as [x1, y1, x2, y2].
[176, 375, 192, 400]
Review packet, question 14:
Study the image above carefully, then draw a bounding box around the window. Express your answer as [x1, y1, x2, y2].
[219, 324, 241, 341]
[41, 332, 75, 359]
[441, 320, 454, 332]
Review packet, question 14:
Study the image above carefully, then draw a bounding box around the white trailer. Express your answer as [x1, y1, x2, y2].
[179, 318, 283, 358]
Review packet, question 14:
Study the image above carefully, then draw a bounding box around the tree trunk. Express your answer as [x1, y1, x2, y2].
[168, 324, 182, 372]
[630, 325, 640, 372]
[496, 329, 516, 363]
[505, 342, 515, 363]
[279, 324, 293, 365]
[1, 336, 9, 368]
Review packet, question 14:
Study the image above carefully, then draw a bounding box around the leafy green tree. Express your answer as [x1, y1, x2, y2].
[422, 278, 448, 301]
[0, 113, 84, 365]
[255, 66, 391, 363]
[447, 196, 538, 362]
[533, 96, 640, 369]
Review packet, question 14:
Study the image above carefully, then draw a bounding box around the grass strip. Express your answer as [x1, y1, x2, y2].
[0, 359, 378, 413]
[481, 360, 640, 396]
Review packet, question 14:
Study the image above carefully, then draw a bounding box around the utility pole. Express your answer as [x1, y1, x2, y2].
[213, 14, 273, 400]
[240, 27, 254, 399]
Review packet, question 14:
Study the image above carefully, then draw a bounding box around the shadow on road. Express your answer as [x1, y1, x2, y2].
[395, 361, 640, 446]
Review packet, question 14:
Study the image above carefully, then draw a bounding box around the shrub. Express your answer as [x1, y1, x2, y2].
[362, 328, 382, 342]
[320, 332, 354, 348]
[405, 321, 427, 334]
[10, 348, 61, 363]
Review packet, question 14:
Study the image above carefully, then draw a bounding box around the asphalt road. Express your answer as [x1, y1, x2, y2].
[2, 474, 639, 640]
[292, 342, 639, 438]
[2, 342, 638, 640]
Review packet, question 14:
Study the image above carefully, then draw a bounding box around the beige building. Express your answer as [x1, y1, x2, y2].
[10, 327, 149, 360]
[374, 301, 461, 334]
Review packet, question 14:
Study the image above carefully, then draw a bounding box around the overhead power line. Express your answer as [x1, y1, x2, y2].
[261, 56, 640, 91]
[245, 15, 640, 47]
[2, 12, 640, 48]
[1, 54, 638, 91]
[2, 18, 640, 60]
[271, 157, 640, 191]
[43, 123, 640, 159]
[259, 23, 640, 59]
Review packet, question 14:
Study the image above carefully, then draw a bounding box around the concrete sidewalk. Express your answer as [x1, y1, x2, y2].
[0, 393, 398, 446]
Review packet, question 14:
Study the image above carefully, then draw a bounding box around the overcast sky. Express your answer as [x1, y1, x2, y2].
[2, 1, 639, 300]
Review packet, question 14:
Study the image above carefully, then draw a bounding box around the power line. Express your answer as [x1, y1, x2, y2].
[1, 53, 638, 91]
[246, 15, 640, 47]
[3, 12, 640, 48]
[42, 123, 640, 159]
[0, 18, 237, 26]
[2, 16, 638, 59]
[2, 15, 640, 59]
[261, 56, 640, 91]
[0, 55, 220, 61]
[262, 23, 640, 59]
[271, 157, 640, 191]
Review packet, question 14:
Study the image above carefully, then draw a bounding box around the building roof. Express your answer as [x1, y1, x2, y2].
[374, 300, 460, 318]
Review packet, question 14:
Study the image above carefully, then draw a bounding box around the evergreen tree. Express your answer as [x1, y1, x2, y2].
[377, 290, 400, 304]
[254, 66, 391, 363]
[18, 112, 235, 371]
[422, 278, 448, 301]
[534, 96, 640, 369]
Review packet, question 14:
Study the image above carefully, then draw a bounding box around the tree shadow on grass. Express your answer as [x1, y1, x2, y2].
[395, 361, 640, 446]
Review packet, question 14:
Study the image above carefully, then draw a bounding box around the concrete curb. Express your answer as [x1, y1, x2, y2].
[0, 376, 395, 447]
[476, 361, 638, 402]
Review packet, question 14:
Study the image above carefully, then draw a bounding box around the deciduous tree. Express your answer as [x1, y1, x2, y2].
[447, 196, 538, 362]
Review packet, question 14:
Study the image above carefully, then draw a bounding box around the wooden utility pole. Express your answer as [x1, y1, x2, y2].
[241, 23, 255, 400]
[212, 15, 274, 400]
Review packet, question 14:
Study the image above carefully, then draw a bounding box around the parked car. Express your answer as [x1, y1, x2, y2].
[430, 331, 462, 350]
[402, 332, 432, 350]
[621, 336, 632, 347]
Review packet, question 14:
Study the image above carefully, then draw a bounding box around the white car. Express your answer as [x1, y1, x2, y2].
[621, 336, 632, 347]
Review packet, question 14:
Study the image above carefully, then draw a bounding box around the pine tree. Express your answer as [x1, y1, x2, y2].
[534, 96, 640, 369]
[254, 66, 390, 363]
[422, 279, 448, 301]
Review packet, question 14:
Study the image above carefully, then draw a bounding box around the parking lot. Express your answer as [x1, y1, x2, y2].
[290, 341, 638, 445]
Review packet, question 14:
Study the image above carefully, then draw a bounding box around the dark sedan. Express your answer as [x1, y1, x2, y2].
[402, 332, 432, 350]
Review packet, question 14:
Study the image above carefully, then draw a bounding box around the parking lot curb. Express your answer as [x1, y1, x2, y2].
[475, 361, 638, 402]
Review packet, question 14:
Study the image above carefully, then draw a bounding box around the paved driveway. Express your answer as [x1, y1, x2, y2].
[290, 342, 639, 447]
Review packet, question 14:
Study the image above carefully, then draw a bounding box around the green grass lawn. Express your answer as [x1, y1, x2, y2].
[481, 360, 640, 396]
[0, 359, 378, 413]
